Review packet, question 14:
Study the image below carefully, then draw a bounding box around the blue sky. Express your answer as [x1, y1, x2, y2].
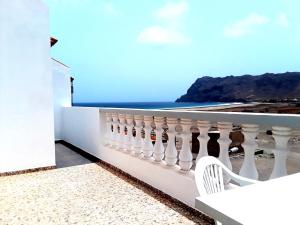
[46, 0, 300, 103]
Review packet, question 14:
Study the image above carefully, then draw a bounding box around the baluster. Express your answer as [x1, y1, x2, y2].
[153, 116, 165, 162]
[196, 121, 211, 162]
[165, 118, 178, 166]
[239, 124, 259, 180]
[179, 119, 193, 171]
[143, 116, 154, 158]
[105, 113, 112, 146]
[111, 113, 119, 148]
[118, 114, 126, 150]
[125, 114, 134, 152]
[133, 115, 143, 155]
[217, 122, 233, 171]
[270, 126, 292, 179]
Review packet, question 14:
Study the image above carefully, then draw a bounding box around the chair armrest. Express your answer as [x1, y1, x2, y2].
[223, 166, 260, 186]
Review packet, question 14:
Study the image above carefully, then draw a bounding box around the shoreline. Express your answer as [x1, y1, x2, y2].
[74, 102, 300, 114]
[173, 102, 260, 111]
[160, 102, 245, 110]
[175, 102, 300, 114]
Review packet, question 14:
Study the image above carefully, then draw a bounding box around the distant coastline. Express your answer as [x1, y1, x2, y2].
[72, 101, 233, 110]
[73, 102, 300, 114]
[176, 72, 300, 103]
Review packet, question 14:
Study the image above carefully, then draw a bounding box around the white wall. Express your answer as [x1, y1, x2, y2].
[99, 146, 199, 208]
[61, 107, 102, 157]
[52, 59, 72, 140]
[61, 107, 199, 208]
[0, 0, 55, 172]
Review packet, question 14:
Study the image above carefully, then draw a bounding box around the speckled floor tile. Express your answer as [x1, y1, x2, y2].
[0, 163, 212, 225]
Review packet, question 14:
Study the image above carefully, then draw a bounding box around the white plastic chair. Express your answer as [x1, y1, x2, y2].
[195, 156, 259, 225]
[195, 156, 259, 196]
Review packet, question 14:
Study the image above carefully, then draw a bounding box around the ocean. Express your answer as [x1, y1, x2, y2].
[73, 102, 229, 109]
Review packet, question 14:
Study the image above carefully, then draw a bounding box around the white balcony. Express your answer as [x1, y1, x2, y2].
[60, 107, 300, 208]
[2, 106, 300, 224]
[2, 1, 300, 223]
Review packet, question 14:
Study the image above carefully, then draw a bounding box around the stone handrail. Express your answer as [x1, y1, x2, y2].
[99, 108, 300, 180]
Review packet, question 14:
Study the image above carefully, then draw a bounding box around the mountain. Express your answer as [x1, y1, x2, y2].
[176, 72, 300, 103]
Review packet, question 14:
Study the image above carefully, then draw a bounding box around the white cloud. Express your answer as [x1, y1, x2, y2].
[224, 13, 269, 38]
[137, 25, 189, 45]
[278, 13, 289, 28]
[155, 0, 189, 20]
[137, 0, 190, 46]
[103, 2, 118, 15]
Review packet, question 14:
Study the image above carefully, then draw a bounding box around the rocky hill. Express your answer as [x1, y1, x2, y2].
[176, 72, 300, 103]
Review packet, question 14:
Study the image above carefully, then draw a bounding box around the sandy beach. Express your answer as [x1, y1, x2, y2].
[176, 102, 300, 114]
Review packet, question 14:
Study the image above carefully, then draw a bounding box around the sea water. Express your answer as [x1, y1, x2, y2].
[73, 102, 231, 109]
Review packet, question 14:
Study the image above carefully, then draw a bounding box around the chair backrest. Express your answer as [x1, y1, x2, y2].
[195, 156, 225, 195]
[195, 156, 259, 196]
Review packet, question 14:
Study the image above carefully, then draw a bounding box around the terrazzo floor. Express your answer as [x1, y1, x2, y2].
[0, 147, 212, 225]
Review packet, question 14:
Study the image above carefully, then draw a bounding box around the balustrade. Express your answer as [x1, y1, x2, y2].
[105, 113, 112, 146]
[217, 122, 233, 170]
[270, 126, 292, 179]
[153, 116, 165, 162]
[239, 124, 259, 179]
[111, 113, 119, 148]
[179, 119, 193, 171]
[118, 114, 126, 150]
[125, 114, 134, 152]
[196, 121, 211, 162]
[143, 116, 154, 158]
[165, 118, 178, 166]
[133, 115, 143, 155]
[102, 109, 298, 182]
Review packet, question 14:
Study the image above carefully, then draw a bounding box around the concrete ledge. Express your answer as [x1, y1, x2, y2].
[0, 166, 56, 177]
[98, 146, 199, 208]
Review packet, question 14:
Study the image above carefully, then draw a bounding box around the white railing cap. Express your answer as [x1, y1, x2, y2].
[98, 108, 300, 129]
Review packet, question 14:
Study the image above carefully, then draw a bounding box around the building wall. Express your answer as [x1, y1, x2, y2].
[52, 59, 72, 140]
[61, 107, 101, 156]
[0, 0, 55, 172]
[61, 107, 199, 208]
